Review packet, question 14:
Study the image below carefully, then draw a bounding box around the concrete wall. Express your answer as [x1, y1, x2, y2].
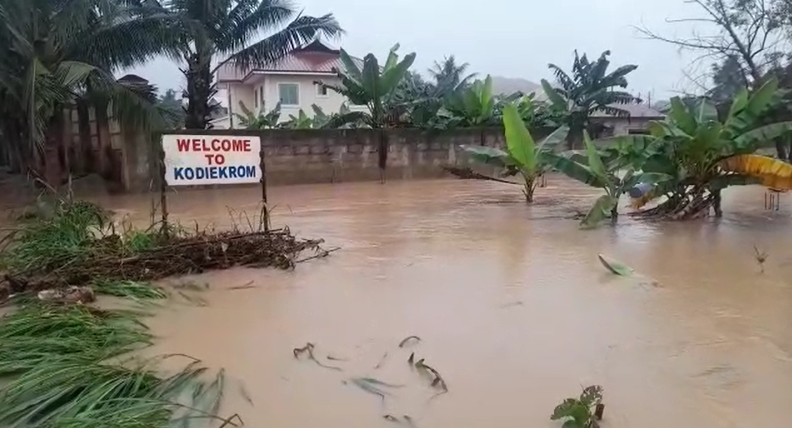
[139, 128, 518, 191]
[258, 128, 508, 185]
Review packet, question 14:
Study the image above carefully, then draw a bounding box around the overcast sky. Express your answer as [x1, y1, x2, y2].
[126, 0, 712, 100]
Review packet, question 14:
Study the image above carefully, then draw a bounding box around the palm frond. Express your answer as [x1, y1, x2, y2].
[224, 14, 343, 71]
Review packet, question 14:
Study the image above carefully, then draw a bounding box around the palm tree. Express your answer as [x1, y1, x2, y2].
[0, 0, 181, 182]
[429, 56, 477, 94]
[541, 50, 638, 149]
[134, 0, 343, 130]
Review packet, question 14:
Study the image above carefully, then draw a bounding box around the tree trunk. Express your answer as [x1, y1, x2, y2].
[610, 204, 618, 225]
[43, 112, 65, 187]
[713, 189, 723, 217]
[567, 125, 584, 150]
[76, 101, 92, 174]
[184, 54, 213, 130]
[95, 101, 111, 178]
[523, 177, 535, 203]
[775, 137, 788, 161]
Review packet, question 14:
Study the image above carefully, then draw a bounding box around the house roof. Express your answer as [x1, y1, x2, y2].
[216, 40, 359, 83]
[591, 103, 665, 119]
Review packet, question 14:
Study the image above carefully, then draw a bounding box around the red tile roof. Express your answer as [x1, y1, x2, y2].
[216, 41, 360, 82]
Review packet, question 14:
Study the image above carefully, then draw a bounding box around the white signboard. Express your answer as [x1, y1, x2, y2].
[162, 135, 262, 186]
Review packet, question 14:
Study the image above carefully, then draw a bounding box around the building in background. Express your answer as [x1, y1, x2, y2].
[215, 40, 362, 128]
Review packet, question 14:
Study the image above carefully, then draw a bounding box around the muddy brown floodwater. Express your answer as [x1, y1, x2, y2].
[45, 177, 792, 426]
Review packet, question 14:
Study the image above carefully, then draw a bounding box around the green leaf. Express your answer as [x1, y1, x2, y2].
[339, 49, 362, 81]
[380, 52, 416, 95]
[727, 88, 749, 120]
[503, 103, 537, 170]
[541, 79, 569, 111]
[584, 132, 608, 182]
[580, 195, 617, 229]
[732, 122, 792, 150]
[539, 125, 570, 150]
[598, 253, 633, 276]
[696, 99, 718, 123]
[460, 145, 512, 168]
[642, 154, 678, 177]
[668, 97, 696, 134]
[543, 153, 605, 187]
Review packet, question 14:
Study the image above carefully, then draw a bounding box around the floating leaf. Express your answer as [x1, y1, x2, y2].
[598, 254, 633, 276]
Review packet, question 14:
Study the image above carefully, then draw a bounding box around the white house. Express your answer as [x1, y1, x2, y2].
[215, 40, 361, 128]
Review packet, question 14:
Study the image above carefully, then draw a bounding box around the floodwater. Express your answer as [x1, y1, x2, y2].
[17, 176, 792, 427]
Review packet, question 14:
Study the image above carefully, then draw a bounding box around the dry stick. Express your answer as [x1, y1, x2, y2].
[374, 352, 389, 369]
[398, 335, 421, 348]
[415, 359, 448, 392]
[227, 280, 255, 291]
[293, 342, 342, 371]
[295, 247, 341, 264]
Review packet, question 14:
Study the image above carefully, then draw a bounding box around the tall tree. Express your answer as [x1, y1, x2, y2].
[709, 55, 750, 102]
[541, 50, 639, 149]
[0, 0, 179, 180]
[134, 0, 343, 130]
[638, 0, 781, 86]
[157, 89, 186, 129]
[429, 56, 477, 93]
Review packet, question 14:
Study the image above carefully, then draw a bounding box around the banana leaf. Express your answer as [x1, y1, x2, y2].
[460, 145, 514, 168]
[580, 194, 617, 229]
[503, 103, 537, 170]
[732, 122, 792, 150]
[543, 152, 607, 188]
[598, 254, 633, 276]
[719, 154, 792, 190]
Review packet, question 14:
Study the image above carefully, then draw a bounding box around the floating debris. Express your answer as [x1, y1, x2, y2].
[293, 342, 342, 371]
[754, 245, 768, 273]
[345, 377, 391, 402]
[374, 352, 389, 369]
[597, 254, 633, 276]
[398, 335, 421, 348]
[37, 285, 95, 304]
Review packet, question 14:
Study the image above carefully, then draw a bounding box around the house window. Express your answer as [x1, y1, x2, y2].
[254, 88, 259, 108]
[316, 84, 328, 97]
[259, 86, 264, 107]
[628, 129, 650, 135]
[278, 83, 299, 106]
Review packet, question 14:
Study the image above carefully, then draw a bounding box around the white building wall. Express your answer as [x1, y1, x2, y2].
[223, 74, 368, 128]
[263, 74, 349, 122]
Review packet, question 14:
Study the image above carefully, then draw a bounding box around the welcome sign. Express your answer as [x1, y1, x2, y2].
[162, 135, 262, 186]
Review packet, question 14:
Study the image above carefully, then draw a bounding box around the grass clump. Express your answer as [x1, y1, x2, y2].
[0, 304, 230, 428]
[0, 200, 108, 274]
[91, 279, 168, 300]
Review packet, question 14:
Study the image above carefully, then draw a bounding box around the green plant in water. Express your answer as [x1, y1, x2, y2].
[551, 385, 604, 428]
[543, 132, 669, 228]
[461, 103, 569, 202]
[0, 200, 108, 274]
[92, 279, 168, 300]
[630, 77, 792, 219]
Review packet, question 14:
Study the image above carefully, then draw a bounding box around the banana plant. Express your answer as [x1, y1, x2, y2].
[317, 44, 416, 128]
[439, 75, 498, 126]
[281, 109, 313, 129]
[233, 101, 281, 129]
[543, 132, 670, 228]
[460, 103, 569, 202]
[629, 77, 792, 218]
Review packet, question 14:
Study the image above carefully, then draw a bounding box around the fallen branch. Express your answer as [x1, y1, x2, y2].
[441, 166, 520, 185]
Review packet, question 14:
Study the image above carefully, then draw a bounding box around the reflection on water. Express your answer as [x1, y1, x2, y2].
[16, 176, 792, 427]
